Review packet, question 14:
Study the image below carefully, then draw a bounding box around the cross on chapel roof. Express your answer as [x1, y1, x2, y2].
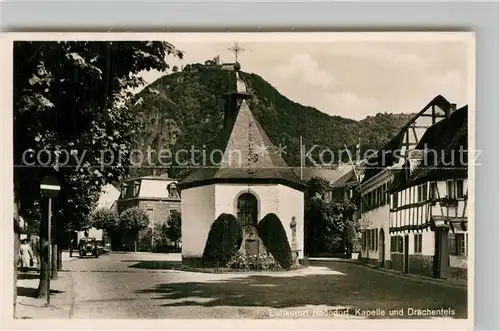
[228, 42, 246, 63]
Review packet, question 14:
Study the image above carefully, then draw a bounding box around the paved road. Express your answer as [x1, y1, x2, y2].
[65, 253, 467, 319]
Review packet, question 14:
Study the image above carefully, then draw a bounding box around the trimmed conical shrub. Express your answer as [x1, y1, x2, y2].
[202, 213, 243, 267]
[257, 213, 293, 269]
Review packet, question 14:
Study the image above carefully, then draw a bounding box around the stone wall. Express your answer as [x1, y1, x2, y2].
[359, 257, 379, 267]
[449, 267, 467, 281]
[408, 254, 434, 278]
[391, 253, 403, 272]
[117, 199, 139, 212]
[138, 200, 181, 226]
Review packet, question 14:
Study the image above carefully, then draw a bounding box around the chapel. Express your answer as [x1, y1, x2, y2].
[177, 62, 306, 266]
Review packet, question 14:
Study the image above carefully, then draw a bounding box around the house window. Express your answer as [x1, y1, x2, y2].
[429, 182, 436, 200]
[371, 230, 374, 250]
[447, 180, 455, 198]
[147, 209, 154, 228]
[367, 229, 377, 251]
[447, 180, 465, 199]
[456, 180, 464, 199]
[414, 234, 422, 253]
[121, 184, 127, 198]
[168, 183, 179, 198]
[456, 233, 467, 256]
[384, 184, 388, 204]
[392, 193, 398, 209]
[362, 230, 367, 250]
[237, 193, 258, 227]
[391, 236, 404, 253]
[125, 182, 138, 198]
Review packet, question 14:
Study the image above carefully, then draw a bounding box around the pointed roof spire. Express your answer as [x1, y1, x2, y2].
[178, 85, 305, 191]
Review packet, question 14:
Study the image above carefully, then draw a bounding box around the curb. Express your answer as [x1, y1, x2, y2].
[309, 258, 467, 289]
[15, 271, 75, 319]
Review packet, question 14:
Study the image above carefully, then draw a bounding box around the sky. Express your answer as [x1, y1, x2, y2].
[138, 35, 472, 121]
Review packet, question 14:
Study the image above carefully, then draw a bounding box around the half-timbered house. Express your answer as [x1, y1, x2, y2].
[358, 95, 456, 268]
[387, 105, 468, 280]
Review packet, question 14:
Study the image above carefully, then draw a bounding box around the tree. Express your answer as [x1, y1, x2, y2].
[13, 41, 182, 297]
[90, 208, 119, 230]
[304, 176, 357, 256]
[172, 65, 179, 73]
[119, 207, 150, 251]
[306, 176, 332, 200]
[90, 208, 120, 248]
[165, 210, 181, 247]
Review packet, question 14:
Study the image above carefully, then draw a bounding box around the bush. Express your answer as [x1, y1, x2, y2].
[166, 210, 181, 246]
[119, 207, 150, 251]
[257, 213, 293, 269]
[202, 213, 243, 267]
[226, 252, 281, 270]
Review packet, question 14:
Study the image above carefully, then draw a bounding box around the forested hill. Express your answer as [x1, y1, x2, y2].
[130, 64, 413, 178]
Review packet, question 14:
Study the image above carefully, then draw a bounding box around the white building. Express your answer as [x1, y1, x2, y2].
[359, 95, 457, 268]
[387, 105, 468, 280]
[77, 184, 121, 244]
[97, 184, 121, 210]
[178, 65, 306, 266]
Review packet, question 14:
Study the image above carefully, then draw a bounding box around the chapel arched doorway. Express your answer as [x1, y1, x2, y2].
[236, 192, 259, 256]
[236, 193, 258, 227]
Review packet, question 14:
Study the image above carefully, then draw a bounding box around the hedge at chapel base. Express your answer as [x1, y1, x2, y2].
[202, 213, 243, 267]
[257, 213, 293, 269]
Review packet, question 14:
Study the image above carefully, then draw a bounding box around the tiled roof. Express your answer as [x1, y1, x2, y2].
[361, 95, 452, 183]
[178, 72, 305, 191]
[138, 178, 179, 199]
[331, 169, 358, 188]
[389, 105, 468, 192]
[292, 164, 352, 184]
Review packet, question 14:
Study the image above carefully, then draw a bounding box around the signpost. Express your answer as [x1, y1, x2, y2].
[40, 176, 60, 307]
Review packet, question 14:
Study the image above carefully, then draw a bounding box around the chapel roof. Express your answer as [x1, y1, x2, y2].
[178, 69, 306, 191]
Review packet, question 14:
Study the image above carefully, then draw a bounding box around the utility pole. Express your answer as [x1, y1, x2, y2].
[40, 176, 60, 307]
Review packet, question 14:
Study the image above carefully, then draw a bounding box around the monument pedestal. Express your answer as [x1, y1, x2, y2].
[291, 240, 301, 266]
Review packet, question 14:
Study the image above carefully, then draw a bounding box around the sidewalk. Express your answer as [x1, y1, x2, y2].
[15, 265, 74, 319]
[308, 257, 467, 288]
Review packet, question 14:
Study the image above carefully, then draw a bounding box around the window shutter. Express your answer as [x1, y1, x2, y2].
[448, 233, 457, 255]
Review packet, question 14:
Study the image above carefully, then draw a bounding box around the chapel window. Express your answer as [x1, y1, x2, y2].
[168, 183, 179, 198]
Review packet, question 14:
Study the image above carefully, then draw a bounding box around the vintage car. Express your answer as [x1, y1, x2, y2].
[78, 237, 99, 258]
